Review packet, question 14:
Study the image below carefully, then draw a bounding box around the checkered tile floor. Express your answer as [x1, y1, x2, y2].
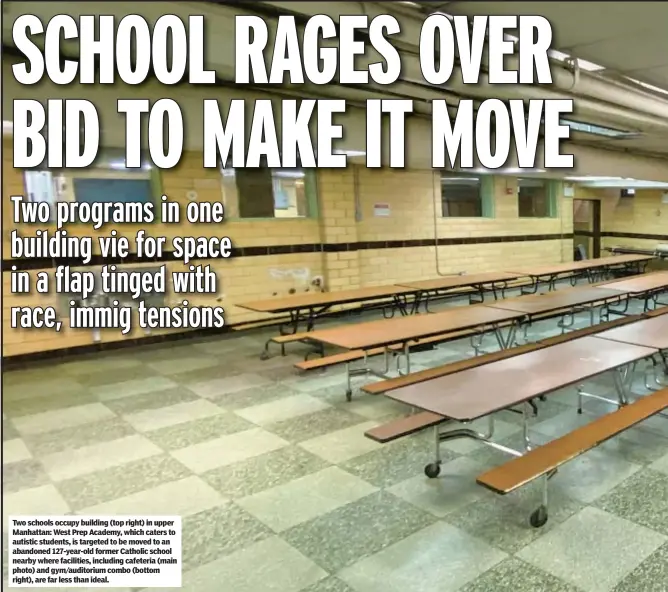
[3, 290, 668, 592]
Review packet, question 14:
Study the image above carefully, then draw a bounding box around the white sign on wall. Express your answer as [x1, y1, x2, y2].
[373, 203, 391, 217]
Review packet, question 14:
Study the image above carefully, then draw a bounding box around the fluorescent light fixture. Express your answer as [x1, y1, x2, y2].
[273, 171, 305, 179]
[566, 175, 668, 189]
[578, 59, 605, 72]
[333, 149, 366, 157]
[501, 168, 547, 174]
[109, 160, 151, 171]
[220, 168, 304, 179]
[548, 49, 605, 72]
[442, 177, 479, 182]
[565, 176, 626, 181]
[626, 77, 668, 96]
[561, 119, 640, 139]
[469, 167, 546, 174]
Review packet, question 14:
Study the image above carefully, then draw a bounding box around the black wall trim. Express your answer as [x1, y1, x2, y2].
[602, 231, 668, 241]
[4, 233, 573, 271]
[5, 229, 666, 366]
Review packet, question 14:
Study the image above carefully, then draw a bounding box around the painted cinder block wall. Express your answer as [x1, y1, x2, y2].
[574, 186, 668, 253]
[3, 140, 574, 356]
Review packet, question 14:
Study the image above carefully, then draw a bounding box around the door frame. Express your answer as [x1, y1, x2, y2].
[573, 199, 601, 259]
[591, 199, 601, 258]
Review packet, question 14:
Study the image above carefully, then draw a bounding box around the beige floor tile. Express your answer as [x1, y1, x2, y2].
[236, 394, 331, 426]
[237, 467, 377, 532]
[188, 374, 272, 399]
[12, 403, 115, 436]
[2, 439, 32, 464]
[299, 421, 382, 464]
[339, 522, 506, 592]
[388, 456, 489, 517]
[78, 476, 225, 517]
[92, 377, 178, 401]
[41, 435, 162, 481]
[124, 400, 224, 432]
[518, 507, 667, 592]
[170, 428, 288, 474]
[3, 485, 70, 529]
[166, 536, 326, 592]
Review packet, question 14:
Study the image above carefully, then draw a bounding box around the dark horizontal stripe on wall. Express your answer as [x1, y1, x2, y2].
[3, 233, 573, 272]
[602, 232, 668, 241]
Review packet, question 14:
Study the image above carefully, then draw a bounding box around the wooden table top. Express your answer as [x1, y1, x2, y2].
[506, 254, 655, 277]
[306, 304, 526, 350]
[486, 286, 629, 315]
[593, 315, 668, 350]
[237, 284, 419, 313]
[386, 336, 657, 421]
[594, 271, 668, 295]
[398, 271, 523, 292]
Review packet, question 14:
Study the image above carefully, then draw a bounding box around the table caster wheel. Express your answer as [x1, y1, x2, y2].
[345, 390, 352, 402]
[424, 463, 441, 478]
[529, 505, 548, 528]
[577, 408, 583, 415]
[260, 351, 270, 361]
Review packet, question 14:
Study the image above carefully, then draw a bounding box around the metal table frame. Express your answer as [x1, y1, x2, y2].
[337, 320, 520, 401]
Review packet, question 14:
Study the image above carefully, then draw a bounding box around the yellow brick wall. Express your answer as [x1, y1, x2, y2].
[3, 141, 574, 356]
[353, 169, 572, 285]
[574, 186, 668, 253]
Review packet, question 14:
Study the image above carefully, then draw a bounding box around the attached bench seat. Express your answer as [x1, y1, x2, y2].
[293, 328, 483, 372]
[645, 306, 668, 318]
[362, 316, 646, 444]
[263, 331, 322, 359]
[537, 314, 642, 346]
[362, 316, 642, 396]
[361, 342, 542, 395]
[294, 347, 388, 370]
[477, 386, 668, 527]
[365, 412, 445, 443]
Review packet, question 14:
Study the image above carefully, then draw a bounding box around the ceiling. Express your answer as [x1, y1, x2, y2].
[2, 0, 668, 169]
[437, 1, 668, 93]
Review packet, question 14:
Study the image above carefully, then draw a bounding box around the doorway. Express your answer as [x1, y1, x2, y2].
[573, 199, 601, 259]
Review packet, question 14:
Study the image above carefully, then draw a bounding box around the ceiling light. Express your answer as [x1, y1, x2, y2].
[333, 149, 367, 157]
[561, 119, 640, 139]
[501, 168, 547, 174]
[548, 50, 605, 72]
[470, 167, 546, 174]
[566, 176, 668, 189]
[626, 78, 668, 96]
[431, 11, 454, 20]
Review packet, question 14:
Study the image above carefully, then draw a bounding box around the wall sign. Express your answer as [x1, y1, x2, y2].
[373, 203, 390, 217]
